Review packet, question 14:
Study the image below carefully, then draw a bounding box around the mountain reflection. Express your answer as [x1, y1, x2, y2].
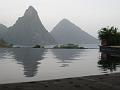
[98, 52, 120, 72]
[10, 48, 46, 77]
[52, 49, 84, 67]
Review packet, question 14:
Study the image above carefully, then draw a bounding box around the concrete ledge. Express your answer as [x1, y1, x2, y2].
[0, 73, 120, 90]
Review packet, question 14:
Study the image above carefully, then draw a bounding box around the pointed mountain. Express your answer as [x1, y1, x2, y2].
[7, 6, 57, 45]
[51, 19, 98, 44]
[24, 6, 37, 16]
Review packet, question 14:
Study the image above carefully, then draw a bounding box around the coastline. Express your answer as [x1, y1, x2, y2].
[0, 73, 120, 90]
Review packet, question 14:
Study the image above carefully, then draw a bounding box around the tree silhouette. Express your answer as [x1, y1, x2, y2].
[98, 26, 120, 46]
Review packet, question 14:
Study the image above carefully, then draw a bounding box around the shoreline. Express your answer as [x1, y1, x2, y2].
[0, 47, 99, 49]
[0, 73, 120, 90]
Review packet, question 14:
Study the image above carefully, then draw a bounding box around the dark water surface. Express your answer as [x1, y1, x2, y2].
[0, 48, 120, 84]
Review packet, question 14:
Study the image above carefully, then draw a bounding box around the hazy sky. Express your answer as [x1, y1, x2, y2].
[0, 0, 120, 38]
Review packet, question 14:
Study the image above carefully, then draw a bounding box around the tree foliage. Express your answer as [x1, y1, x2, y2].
[98, 26, 120, 46]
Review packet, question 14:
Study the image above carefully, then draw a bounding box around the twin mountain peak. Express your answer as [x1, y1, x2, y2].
[0, 6, 98, 45]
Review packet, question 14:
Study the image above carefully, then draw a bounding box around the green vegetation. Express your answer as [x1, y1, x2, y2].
[54, 44, 85, 49]
[0, 39, 12, 48]
[33, 45, 44, 48]
[98, 26, 120, 46]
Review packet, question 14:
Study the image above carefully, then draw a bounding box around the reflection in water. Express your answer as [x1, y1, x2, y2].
[52, 49, 84, 67]
[0, 49, 6, 60]
[0, 49, 15, 62]
[10, 48, 45, 77]
[98, 53, 120, 72]
[2, 48, 120, 84]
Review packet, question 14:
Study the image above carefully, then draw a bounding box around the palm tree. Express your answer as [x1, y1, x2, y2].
[98, 26, 119, 46]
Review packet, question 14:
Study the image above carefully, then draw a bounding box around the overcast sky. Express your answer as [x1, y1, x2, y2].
[0, 0, 120, 38]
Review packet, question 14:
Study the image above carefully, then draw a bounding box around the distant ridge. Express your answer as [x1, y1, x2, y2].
[51, 19, 98, 44]
[5, 6, 57, 45]
[0, 24, 8, 39]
